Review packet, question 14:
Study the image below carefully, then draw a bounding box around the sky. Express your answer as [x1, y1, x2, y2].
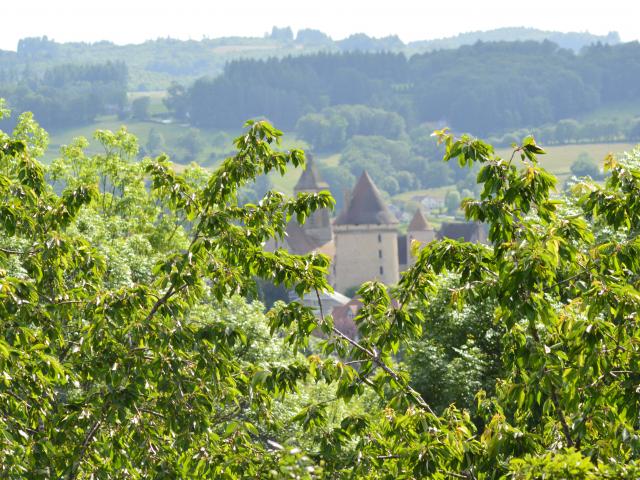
[1, 0, 638, 51]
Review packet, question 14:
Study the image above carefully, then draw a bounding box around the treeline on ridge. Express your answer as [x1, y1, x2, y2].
[0, 61, 128, 130]
[1, 28, 618, 90]
[173, 41, 640, 137]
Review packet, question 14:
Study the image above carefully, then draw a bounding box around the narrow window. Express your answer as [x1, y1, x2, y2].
[379, 266, 384, 275]
[378, 233, 382, 243]
[378, 249, 382, 259]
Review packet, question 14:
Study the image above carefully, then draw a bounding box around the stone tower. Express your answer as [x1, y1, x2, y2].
[293, 154, 333, 244]
[333, 171, 399, 292]
[406, 208, 435, 265]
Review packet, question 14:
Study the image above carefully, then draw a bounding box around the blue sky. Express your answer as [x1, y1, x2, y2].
[1, 0, 637, 50]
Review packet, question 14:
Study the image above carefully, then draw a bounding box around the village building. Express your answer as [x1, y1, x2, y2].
[290, 290, 351, 318]
[270, 159, 486, 313]
[333, 171, 400, 292]
[267, 155, 335, 261]
[438, 221, 487, 244]
[398, 207, 436, 269]
[292, 155, 333, 245]
[330, 297, 363, 340]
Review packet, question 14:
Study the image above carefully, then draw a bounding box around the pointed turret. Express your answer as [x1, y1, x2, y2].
[335, 171, 398, 226]
[333, 171, 399, 291]
[406, 207, 435, 267]
[408, 208, 431, 232]
[294, 154, 328, 193]
[292, 153, 332, 244]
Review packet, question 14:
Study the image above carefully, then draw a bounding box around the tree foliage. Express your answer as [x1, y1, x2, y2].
[296, 104, 406, 152]
[0, 61, 127, 130]
[570, 153, 602, 179]
[0, 108, 340, 477]
[2, 102, 640, 478]
[130, 96, 151, 121]
[6, 29, 618, 91]
[405, 276, 502, 414]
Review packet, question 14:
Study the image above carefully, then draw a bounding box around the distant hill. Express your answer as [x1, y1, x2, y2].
[174, 41, 640, 136]
[0, 27, 621, 90]
[406, 27, 620, 53]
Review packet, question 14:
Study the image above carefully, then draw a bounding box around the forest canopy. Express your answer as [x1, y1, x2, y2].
[0, 61, 127, 130]
[175, 41, 640, 136]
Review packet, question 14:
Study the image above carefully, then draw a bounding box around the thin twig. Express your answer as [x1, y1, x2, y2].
[67, 403, 108, 480]
[0, 246, 38, 256]
[551, 389, 574, 448]
[314, 287, 435, 415]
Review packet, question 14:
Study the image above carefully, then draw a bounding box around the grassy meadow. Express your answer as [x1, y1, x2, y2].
[497, 142, 638, 183]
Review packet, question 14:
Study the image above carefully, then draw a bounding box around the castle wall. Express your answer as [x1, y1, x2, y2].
[333, 224, 399, 292]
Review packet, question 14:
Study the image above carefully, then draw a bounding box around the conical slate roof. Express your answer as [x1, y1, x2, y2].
[438, 222, 483, 242]
[284, 222, 321, 255]
[408, 208, 432, 231]
[294, 154, 328, 192]
[335, 171, 398, 226]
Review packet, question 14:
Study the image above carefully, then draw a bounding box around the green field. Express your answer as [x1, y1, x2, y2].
[321, 153, 341, 167]
[393, 185, 452, 203]
[497, 141, 638, 183]
[127, 91, 169, 116]
[44, 116, 204, 162]
[43, 115, 311, 197]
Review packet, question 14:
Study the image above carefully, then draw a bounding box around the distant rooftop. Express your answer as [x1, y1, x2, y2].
[408, 208, 432, 231]
[294, 154, 328, 192]
[284, 222, 321, 254]
[438, 222, 485, 242]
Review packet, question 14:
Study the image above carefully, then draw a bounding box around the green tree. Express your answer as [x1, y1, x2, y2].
[270, 26, 294, 42]
[406, 275, 503, 414]
[131, 96, 151, 120]
[163, 82, 189, 121]
[445, 189, 461, 214]
[571, 152, 601, 179]
[628, 119, 640, 141]
[145, 127, 165, 156]
[554, 118, 580, 143]
[176, 128, 205, 161]
[5, 98, 640, 478]
[296, 105, 406, 153]
[316, 163, 356, 211]
[395, 170, 417, 191]
[295, 113, 347, 152]
[0, 107, 342, 477]
[340, 135, 414, 190]
[295, 29, 332, 46]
